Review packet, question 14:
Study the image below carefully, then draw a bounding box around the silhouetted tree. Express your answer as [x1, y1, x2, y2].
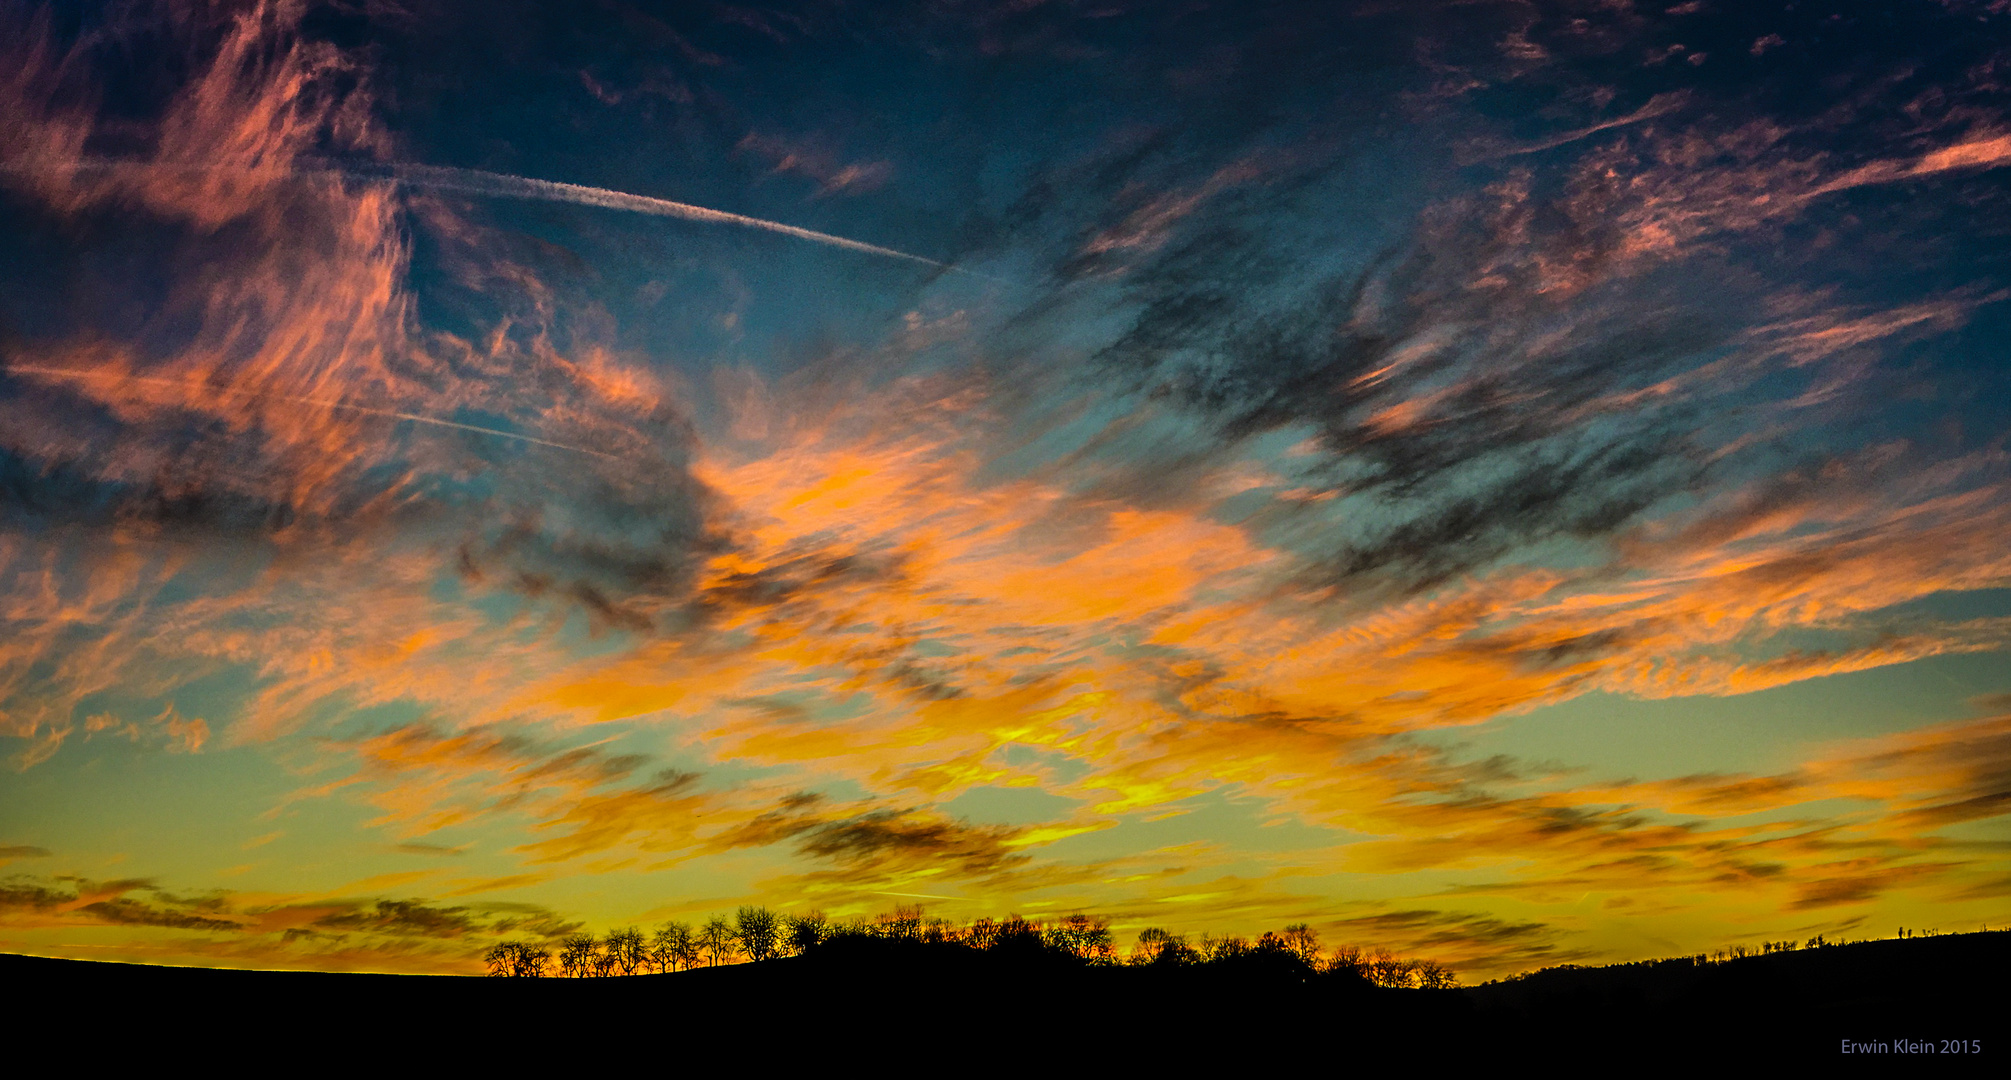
[735, 906, 782, 962]
[1132, 927, 1197, 966]
[484, 941, 518, 977]
[559, 933, 600, 978]
[1201, 934, 1251, 963]
[1253, 930, 1294, 957]
[484, 941, 551, 977]
[1324, 944, 1365, 979]
[652, 921, 699, 972]
[1366, 948, 1416, 988]
[484, 941, 514, 977]
[1412, 959, 1458, 989]
[823, 917, 876, 942]
[590, 939, 620, 977]
[1281, 923, 1322, 966]
[1047, 913, 1115, 963]
[520, 942, 551, 977]
[965, 916, 1000, 951]
[700, 915, 736, 966]
[990, 916, 1048, 957]
[605, 927, 647, 976]
[877, 905, 923, 941]
[784, 912, 828, 956]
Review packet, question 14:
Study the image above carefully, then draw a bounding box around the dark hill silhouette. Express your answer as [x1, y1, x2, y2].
[6, 930, 2001, 1067]
[1463, 929, 2006, 1064]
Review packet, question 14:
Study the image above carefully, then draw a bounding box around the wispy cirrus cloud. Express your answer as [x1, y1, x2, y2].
[0, 873, 582, 972]
[736, 131, 894, 198]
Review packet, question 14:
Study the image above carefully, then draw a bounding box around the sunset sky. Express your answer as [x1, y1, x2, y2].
[3, 0, 2009, 979]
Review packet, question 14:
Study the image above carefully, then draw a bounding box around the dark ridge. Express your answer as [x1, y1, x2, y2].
[1463, 928, 2009, 1056]
[6, 930, 2002, 1066]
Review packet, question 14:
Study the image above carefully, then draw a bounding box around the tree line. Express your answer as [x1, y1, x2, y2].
[1475, 927, 1962, 989]
[484, 904, 1457, 988]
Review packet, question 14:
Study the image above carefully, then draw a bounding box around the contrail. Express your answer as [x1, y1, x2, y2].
[2, 158, 990, 277]
[376, 163, 961, 273]
[1, 363, 615, 459]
